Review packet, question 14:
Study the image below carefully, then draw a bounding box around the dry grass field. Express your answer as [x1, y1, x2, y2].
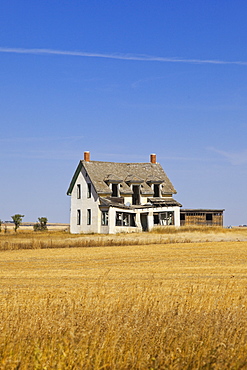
[1, 227, 247, 369]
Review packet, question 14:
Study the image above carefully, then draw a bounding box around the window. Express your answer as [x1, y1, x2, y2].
[154, 212, 174, 226]
[132, 185, 140, 205]
[77, 210, 81, 225]
[153, 184, 160, 197]
[112, 183, 118, 197]
[87, 183, 91, 198]
[116, 212, 136, 227]
[77, 184, 81, 199]
[101, 211, 109, 226]
[153, 214, 159, 225]
[206, 213, 213, 221]
[87, 209, 91, 225]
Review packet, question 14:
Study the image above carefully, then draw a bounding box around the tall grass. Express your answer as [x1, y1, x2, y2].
[1, 226, 247, 251]
[1, 281, 247, 369]
[151, 225, 228, 233]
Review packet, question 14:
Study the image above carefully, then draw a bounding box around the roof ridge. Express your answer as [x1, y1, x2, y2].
[82, 160, 160, 165]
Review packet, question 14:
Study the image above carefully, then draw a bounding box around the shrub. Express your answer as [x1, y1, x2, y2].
[33, 217, 48, 231]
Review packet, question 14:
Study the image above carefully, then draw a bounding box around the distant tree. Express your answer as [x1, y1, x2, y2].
[11, 214, 24, 232]
[0, 219, 2, 232]
[33, 217, 48, 231]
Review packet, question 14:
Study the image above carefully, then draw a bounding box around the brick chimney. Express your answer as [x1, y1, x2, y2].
[150, 153, 156, 164]
[84, 151, 90, 162]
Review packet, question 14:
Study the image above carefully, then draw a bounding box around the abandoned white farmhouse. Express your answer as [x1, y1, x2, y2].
[67, 151, 182, 234]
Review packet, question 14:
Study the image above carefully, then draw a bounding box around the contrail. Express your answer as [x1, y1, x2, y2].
[0, 47, 247, 66]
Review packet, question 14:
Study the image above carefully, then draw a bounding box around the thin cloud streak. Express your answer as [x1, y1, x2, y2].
[209, 147, 247, 165]
[1, 47, 247, 66]
[0, 135, 84, 143]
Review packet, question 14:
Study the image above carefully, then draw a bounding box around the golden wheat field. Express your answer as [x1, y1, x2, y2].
[1, 227, 247, 369]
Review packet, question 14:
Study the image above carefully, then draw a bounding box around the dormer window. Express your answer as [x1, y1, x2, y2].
[111, 183, 119, 197]
[132, 185, 140, 205]
[153, 184, 160, 197]
[104, 174, 122, 197]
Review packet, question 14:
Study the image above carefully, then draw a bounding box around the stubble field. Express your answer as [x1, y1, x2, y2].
[1, 227, 247, 369]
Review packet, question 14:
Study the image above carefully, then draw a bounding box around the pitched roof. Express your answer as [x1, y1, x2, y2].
[67, 160, 177, 196]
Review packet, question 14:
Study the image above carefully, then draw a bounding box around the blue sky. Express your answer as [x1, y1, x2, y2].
[1, 1, 247, 225]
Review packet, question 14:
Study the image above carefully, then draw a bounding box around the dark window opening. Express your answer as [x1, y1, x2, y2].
[87, 183, 91, 198]
[87, 209, 91, 225]
[206, 213, 213, 221]
[180, 213, 185, 221]
[154, 184, 160, 197]
[132, 185, 140, 205]
[112, 183, 118, 197]
[77, 210, 81, 225]
[154, 214, 159, 225]
[77, 184, 81, 199]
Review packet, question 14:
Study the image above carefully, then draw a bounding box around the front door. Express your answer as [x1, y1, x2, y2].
[140, 214, 148, 231]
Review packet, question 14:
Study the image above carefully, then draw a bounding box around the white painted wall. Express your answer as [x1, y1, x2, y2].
[174, 206, 181, 227]
[70, 168, 100, 234]
[122, 194, 150, 206]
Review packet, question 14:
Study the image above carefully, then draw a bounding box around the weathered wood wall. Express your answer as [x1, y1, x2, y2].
[180, 210, 224, 226]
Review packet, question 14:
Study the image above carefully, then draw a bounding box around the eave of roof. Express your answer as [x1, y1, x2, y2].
[67, 161, 83, 195]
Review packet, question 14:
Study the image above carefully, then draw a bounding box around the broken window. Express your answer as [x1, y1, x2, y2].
[101, 211, 109, 226]
[154, 212, 174, 226]
[116, 212, 136, 227]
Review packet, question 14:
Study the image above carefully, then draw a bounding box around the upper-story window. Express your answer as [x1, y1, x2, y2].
[77, 184, 81, 199]
[111, 183, 119, 197]
[87, 183, 91, 198]
[153, 184, 160, 197]
[132, 185, 140, 205]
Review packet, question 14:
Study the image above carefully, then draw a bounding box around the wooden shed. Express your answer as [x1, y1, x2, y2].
[180, 209, 224, 227]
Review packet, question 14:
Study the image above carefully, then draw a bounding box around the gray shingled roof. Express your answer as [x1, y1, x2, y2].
[67, 160, 177, 196]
